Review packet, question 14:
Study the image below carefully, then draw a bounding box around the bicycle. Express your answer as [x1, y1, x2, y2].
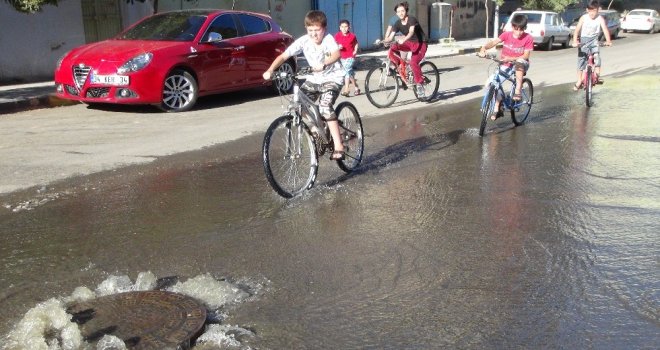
[575, 42, 606, 108]
[364, 40, 440, 108]
[262, 67, 365, 198]
[477, 54, 534, 136]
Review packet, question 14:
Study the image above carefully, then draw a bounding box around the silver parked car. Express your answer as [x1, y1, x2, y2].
[621, 9, 660, 34]
[504, 10, 572, 50]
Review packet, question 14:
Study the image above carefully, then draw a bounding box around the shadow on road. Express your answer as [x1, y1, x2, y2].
[325, 129, 465, 188]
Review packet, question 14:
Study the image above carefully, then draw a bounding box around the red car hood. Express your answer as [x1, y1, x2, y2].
[66, 39, 185, 63]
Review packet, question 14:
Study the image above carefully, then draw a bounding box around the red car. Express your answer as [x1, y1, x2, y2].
[55, 9, 296, 112]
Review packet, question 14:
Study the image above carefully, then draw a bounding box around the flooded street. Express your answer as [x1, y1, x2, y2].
[1, 70, 659, 348]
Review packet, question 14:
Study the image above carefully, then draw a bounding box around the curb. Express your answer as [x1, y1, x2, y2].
[0, 94, 78, 115]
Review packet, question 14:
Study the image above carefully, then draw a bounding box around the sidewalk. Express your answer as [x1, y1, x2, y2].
[0, 38, 488, 115]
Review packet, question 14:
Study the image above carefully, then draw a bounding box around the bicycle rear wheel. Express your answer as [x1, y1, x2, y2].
[262, 115, 318, 198]
[480, 86, 496, 136]
[511, 78, 534, 126]
[585, 67, 593, 107]
[335, 102, 364, 173]
[365, 65, 399, 108]
[413, 61, 440, 102]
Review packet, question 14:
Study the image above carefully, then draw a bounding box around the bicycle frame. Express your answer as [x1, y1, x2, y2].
[276, 71, 331, 147]
[477, 55, 534, 136]
[481, 63, 521, 112]
[581, 45, 600, 87]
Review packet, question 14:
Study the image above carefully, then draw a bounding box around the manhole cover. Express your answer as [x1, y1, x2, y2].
[67, 290, 206, 349]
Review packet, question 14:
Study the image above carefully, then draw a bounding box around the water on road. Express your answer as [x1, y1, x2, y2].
[1, 70, 658, 349]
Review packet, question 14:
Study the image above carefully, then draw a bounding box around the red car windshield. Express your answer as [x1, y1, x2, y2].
[117, 12, 208, 41]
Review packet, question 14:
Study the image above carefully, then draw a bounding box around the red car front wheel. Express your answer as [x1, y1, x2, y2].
[160, 69, 198, 112]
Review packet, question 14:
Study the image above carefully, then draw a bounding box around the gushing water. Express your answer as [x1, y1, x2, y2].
[2, 272, 266, 350]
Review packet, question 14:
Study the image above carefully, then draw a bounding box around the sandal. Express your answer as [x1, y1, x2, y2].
[353, 88, 361, 96]
[331, 150, 345, 160]
[512, 93, 522, 101]
[573, 82, 583, 91]
[490, 109, 504, 121]
[340, 91, 350, 97]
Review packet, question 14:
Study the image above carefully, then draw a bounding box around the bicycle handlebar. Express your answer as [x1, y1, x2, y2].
[373, 39, 392, 48]
[574, 41, 610, 48]
[270, 66, 313, 82]
[476, 53, 507, 65]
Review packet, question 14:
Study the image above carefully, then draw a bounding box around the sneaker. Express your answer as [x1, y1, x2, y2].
[415, 84, 425, 97]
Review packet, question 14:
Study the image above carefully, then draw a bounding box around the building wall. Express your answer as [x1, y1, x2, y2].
[438, 0, 489, 40]
[0, 1, 85, 84]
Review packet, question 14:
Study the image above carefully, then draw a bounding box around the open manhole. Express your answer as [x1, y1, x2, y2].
[67, 290, 207, 349]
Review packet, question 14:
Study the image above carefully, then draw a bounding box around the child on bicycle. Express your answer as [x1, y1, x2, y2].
[479, 13, 533, 120]
[263, 10, 347, 160]
[572, 0, 612, 91]
[334, 19, 360, 97]
[382, 1, 428, 97]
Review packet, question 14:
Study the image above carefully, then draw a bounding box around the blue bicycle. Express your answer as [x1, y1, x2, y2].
[478, 55, 534, 136]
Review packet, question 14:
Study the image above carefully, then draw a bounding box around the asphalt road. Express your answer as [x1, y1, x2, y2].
[0, 32, 658, 196]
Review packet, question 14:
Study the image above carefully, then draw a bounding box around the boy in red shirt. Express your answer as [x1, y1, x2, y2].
[334, 19, 360, 96]
[479, 14, 533, 120]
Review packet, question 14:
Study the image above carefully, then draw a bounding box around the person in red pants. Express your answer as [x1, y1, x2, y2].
[382, 1, 428, 96]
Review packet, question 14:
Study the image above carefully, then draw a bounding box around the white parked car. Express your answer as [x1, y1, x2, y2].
[621, 9, 660, 34]
[504, 10, 572, 50]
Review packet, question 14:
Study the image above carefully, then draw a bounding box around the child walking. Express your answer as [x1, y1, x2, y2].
[262, 10, 347, 160]
[334, 19, 360, 96]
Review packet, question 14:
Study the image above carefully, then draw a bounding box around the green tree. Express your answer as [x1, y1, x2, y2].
[523, 0, 579, 12]
[4, 0, 58, 13]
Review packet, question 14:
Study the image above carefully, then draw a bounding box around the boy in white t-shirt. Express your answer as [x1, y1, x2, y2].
[263, 11, 346, 160]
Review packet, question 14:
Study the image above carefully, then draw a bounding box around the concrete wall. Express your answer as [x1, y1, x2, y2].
[0, 1, 85, 84]
[439, 0, 489, 40]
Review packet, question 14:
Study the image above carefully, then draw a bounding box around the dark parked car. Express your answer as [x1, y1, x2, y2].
[55, 9, 296, 112]
[599, 9, 621, 39]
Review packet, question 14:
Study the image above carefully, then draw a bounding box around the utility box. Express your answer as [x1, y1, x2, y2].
[430, 2, 452, 41]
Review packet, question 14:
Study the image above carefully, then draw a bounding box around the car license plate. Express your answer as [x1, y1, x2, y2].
[90, 74, 129, 86]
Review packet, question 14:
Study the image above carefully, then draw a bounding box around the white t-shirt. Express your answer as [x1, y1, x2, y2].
[284, 33, 345, 85]
[580, 14, 602, 39]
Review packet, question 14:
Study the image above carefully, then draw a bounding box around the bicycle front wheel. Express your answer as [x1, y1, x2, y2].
[335, 102, 364, 173]
[365, 65, 399, 108]
[262, 115, 318, 198]
[413, 61, 440, 102]
[585, 67, 593, 107]
[480, 86, 496, 136]
[511, 78, 534, 126]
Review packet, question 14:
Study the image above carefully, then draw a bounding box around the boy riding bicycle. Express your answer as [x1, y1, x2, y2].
[479, 13, 533, 120]
[382, 1, 428, 96]
[572, 0, 612, 91]
[263, 10, 347, 160]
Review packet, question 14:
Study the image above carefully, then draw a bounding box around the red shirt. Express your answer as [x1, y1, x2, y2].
[499, 31, 533, 60]
[334, 31, 358, 59]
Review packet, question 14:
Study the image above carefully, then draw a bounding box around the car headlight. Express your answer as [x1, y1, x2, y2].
[117, 52, 153, 74]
